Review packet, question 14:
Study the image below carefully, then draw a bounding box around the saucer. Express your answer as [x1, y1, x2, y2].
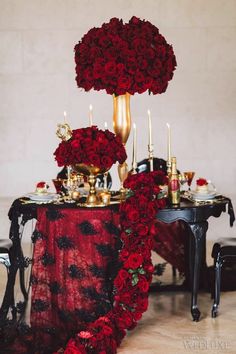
[26, 192, 58, 201]
[190, 191, 217, 200]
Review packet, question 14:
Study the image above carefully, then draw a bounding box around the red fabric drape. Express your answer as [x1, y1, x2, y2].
[153, 220, 188, 274]
[30, 207, 120, 347]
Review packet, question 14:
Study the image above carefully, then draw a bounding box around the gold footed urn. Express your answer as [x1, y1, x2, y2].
[73, 164, 107, 207]
[113, 93, 131, 195]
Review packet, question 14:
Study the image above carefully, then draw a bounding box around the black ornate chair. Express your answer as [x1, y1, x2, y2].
[211, 238, 236, 317]
[137, 157, 167, 175]
[0, 239, 13, 320]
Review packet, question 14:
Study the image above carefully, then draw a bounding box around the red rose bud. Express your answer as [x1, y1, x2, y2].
[196, 178, 208, 186]
[36, 181, 48, 188]
[78, 331, 93, 339]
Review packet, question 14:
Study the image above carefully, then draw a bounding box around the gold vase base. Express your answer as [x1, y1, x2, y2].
[83, 191, 112, 207]
[111, 188, 127, 201]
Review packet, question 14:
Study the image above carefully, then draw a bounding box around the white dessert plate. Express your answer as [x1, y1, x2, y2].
[190, 191, 217, 200]
[26, 192, 58, 201]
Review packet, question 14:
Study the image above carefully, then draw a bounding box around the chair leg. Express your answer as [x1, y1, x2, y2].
[212, 254, 222, 318]
[172, 266, 177, 278]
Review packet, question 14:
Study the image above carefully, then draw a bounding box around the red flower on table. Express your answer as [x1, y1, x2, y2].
[196, 178, 208, 186]
[124, 253, 143, 269]
[74, 16, 177, 96]
[36, 181, 48, 189]
[54, 126, 127, 170]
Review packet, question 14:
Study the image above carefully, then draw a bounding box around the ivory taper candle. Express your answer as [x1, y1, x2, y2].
[89, 104, 93, 126]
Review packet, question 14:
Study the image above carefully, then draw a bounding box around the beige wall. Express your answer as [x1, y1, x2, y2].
[0, 0, 236, 238]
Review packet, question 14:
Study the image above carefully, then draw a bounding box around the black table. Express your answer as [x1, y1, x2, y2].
[0, 196, 234, 324]
[157, 196, 235, 321]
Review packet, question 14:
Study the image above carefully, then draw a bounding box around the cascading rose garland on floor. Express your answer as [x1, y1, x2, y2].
[74, 16, 177, 96]
[59, 171, 168, 354]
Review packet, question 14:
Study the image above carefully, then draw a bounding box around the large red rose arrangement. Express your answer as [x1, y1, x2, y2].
[53, 126, 127, 170]
[74, 16, 177, 95]
[59, 171, 167, 354]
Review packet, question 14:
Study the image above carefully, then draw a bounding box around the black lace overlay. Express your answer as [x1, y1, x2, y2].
[31, 229, 45, 243]
[77, 220, 98, 235]
[32, 299, 49, 312]
[95, 243, 114, 256]
[68, 264, 85, 279]
[46, 208, 64, 221]
[41, 252, 55, 266]
[56, 236, 74, 250]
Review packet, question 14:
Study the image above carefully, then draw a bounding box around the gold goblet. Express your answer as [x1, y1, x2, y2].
[183, 171, 195, 191]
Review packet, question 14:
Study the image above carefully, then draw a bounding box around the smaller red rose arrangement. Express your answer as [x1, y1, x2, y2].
[196, 178, 208, 186]
[54, 126, 127, 170]
[61, 171, 167, 354]
[74, 16, 177, 95]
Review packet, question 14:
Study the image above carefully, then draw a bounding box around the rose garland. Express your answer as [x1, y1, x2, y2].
[74, 16, 177, 96]
[59, 171, 167, 354]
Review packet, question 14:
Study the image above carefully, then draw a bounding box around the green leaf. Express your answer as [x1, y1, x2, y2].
[131, 274, 139, 286]
[138, 267, 146, 275]
[128, 269, 135, 274]
[125, 228, 132, 234]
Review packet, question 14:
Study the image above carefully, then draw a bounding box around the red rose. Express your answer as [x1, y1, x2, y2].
[147, 201, 157, 219]
[137, 297, 148, 311]
[124, 253, 143, 269]
[116, 309, 134, 329]
[118, 269, 129, 280]
[126, 208, 139, 223]
[137, 276, 149, 293]
[36, 181, 47, 188]
[134, 224, 149, 237]
[64, 339, 86, 354]
[115, 291, 132, 305]
[104, 61, 117, 75]
[133, 311, 142, 321]
[78, 331, 93, 339]
[114, 270, 130, 291]
[196, 178, 208, 186]
[101, 156, 113, 169]
[102, 324, 113, 336]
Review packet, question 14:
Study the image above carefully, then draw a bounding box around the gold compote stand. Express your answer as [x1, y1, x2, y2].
[73, 163, 107, 207]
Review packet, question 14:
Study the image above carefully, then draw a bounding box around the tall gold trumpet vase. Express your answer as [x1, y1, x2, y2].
[73, 164, 106, 207]
[113, 93, 131, 194]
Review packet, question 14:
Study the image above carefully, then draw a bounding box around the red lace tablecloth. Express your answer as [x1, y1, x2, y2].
[30, 206, 121, 350]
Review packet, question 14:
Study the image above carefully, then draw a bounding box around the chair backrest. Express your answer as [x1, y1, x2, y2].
[137, 157, 167, 174]
[57, 167, 112, 189]
[0, 239, 12, 268]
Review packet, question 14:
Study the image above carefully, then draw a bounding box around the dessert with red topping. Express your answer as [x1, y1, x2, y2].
[196, 178, 208, 194]
[35, 181, 49, 194]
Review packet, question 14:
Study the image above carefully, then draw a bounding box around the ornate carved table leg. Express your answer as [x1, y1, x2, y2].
[188, 221, 208, 321]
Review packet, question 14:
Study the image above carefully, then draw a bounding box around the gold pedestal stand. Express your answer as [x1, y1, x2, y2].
[113, 93, 131, 197]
